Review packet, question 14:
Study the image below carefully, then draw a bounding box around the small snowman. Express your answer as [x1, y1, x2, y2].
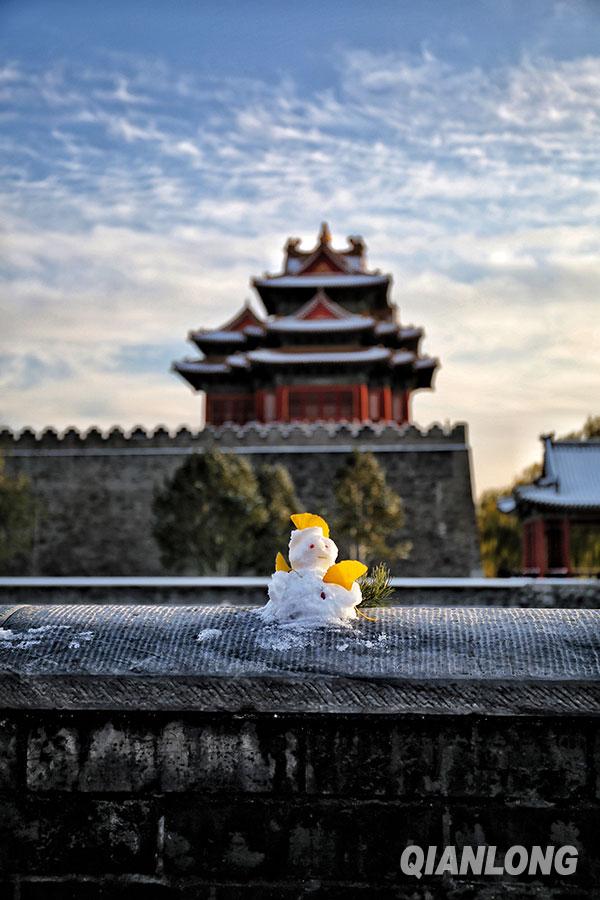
[257, 513, 368, 626]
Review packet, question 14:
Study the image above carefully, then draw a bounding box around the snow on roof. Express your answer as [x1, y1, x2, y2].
[391, 350, 416, 366]
[175, 360, 230, 374]
[190, 330, 247, 343]
[374, 322, 398, 335]
[414, 357, 437, 369]
[267, 315, 374, 333]
[227, 353, 250, 369]
[399, 326, 423, 340]
[281, 227, 368, 277]
[219, 301, 264, 331]
[344, 255, 363, 273]
[293, 291, 351, 319]
[254, 274, 389, 289]
[516, 439, 600, 510]
[247, 347, 391, 365]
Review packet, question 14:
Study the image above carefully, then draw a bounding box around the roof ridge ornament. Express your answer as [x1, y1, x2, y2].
[319, 221, 332, 245]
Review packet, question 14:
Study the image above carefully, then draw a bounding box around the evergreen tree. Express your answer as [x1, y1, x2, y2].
[0, 454, 35, 574]
[152, 449, 268, 575]
[477, 489, 524, 577]
[333, 450, 410, 566]
[561, 415, 600, 440]
[478, 461, 542, 576]
[255, 463, 300, 572]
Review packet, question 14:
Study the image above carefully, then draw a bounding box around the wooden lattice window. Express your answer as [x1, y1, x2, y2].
[288, 387, 356, 421]
[208, 394, 255, 425]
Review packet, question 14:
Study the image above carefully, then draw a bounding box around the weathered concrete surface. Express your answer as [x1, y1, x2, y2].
[0, 605, 598, 715]
[0, 604, 599, 681]
[1, 422, 481, 577]
[0, 605, 598, 897]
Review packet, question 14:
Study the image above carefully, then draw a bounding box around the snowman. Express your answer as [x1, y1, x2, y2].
[257, 513, 368, 626]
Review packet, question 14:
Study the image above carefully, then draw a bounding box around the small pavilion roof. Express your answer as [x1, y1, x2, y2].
[256, 223, 388, 284]
[189, 302, 265, 346]
[511, 437, 600, 511]
[252, 226, 392, 316]
[219, 301, 264, 331]
[189, 302, 266, 352]
[266, 291, 375, 334]
[282, 222, 368, 276]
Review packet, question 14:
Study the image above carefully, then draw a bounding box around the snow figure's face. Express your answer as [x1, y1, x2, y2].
[288, 526, 338, 575]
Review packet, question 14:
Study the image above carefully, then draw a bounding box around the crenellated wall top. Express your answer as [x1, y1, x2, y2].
[0, 421, 467, 453]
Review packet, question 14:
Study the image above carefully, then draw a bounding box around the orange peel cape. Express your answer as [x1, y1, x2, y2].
[323, 560, 368, 591]
[290, 513, 330, 538]
[275, 552, 291, 572]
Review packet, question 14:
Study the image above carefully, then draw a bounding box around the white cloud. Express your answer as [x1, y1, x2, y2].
[1, 48, 599, 492]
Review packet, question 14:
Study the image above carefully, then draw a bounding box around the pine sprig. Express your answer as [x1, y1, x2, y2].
[358, 563, 395, 608]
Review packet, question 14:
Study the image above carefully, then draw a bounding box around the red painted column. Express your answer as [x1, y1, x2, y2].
[524, 518, 546, 575]
[359, 384, 369, 421]
[533, 518, 547, 575]
[382, 386, 392, 421]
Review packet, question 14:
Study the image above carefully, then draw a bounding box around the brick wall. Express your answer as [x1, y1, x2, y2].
[0, 710, 598, 898]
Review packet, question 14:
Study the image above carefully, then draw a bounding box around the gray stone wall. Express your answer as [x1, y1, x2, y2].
[0, 422, 480, 576]
[0, 709, 598, 897]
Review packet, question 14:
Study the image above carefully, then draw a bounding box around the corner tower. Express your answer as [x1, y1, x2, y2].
[173, 224, 439, 426]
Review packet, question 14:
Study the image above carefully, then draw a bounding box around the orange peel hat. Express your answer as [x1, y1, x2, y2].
[323, 560, 368, 591]
[290, 513, 330, 537]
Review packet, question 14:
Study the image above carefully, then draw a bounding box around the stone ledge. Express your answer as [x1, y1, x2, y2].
[0, 605, 598, 715]
[1, 674, 599, 716]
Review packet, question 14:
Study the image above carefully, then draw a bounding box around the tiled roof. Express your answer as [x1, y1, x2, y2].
[189, 329, 246, 343]
[247, 347, 391, 366]
[253, 273, 389, 289]
[267, 317, 374, 333]
[515, 438, 600, 510]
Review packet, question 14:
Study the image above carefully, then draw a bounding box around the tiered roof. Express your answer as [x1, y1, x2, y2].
[500, 436, 600, 514]
[173, 224, 439, 407]
[251, 223, 392, 317]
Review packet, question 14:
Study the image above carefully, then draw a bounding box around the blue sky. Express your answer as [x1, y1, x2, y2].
[1, 0, 599, 492]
